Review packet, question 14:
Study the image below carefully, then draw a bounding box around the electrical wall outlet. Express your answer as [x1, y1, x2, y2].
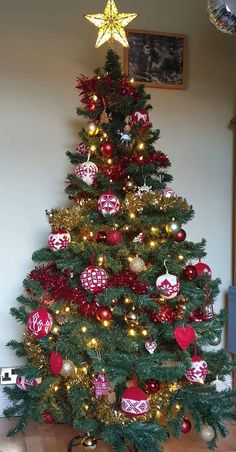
[0, 367, 20, 385]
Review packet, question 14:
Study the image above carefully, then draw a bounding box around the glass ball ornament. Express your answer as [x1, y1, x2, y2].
[129, 257, 145, 274]
[183, 265, 197, 281]
[96, 231, 107, 243]
[199, 425, 215, 442]
[125, 309, 139, 326]
[60, 359, 75, 378]
[174, 229, 186, 242]
[209, 332, 221, 346]
[85, 122, 99, 137]
[81, 435, 97, 450]
[100, 141, 113, 157]
[166, 221, 181, 234]
[181, 418, 192, 433]
[96, 306, 112, 321]
[143, 379, 161, 394]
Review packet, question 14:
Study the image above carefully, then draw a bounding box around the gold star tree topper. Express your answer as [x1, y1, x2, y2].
[85, 0, 138, 48]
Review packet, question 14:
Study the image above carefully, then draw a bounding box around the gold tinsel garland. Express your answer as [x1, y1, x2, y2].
[123, 192, 191, 215]
[23, 330, 50, 375]
[46, 206, 83, 231]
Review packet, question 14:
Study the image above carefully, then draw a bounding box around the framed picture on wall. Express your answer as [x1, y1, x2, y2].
[124, 29, 186, 89]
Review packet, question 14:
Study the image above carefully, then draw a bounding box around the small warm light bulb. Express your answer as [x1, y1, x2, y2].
[89, 231, 94, 238]
[156, 410, 161, 419]
[130, 78, 134, 83]
[151, 227, 158, 235]
[103, 132, 108, 138]
[125, 226, 129, 231]
[130, 213, 135, 219]
[90, 145, 96, 152]
[137, 142, 145, 151]
[124, 297, 132, 304]
[48, 335, 53, 341]
[128, 256, 133, 263]
[150, 241, 156, 248]
[175, 404, 181, 411]
[178, 254, 184, 261]
[93, 94, 98, 101]
[83, 236, 88, 241]
[129, 328, 136, 337]
[139, 156, 144, 161]
[81, 326, 87, 333]
[66, 384, 71, 390]
[54, 385, 59, 392]
[107, 158, 112, 164]
[65, 307, 70, 313]
[103, 320, 109, 327]
[84, 404, 89, 411]
[82, 366, 88, 374]
[91, 338, 97, 345]
[53, 326, 59, 333]
[142, 328, 148, 337]
[55, 310, 60, 315]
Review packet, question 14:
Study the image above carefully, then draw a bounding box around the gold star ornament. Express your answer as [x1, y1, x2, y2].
[85, 0, 138, 48]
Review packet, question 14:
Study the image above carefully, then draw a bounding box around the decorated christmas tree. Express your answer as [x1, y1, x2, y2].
[4, 11, 236, 452]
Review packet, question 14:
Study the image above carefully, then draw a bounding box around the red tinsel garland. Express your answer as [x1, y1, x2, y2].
[109, 270, 147, 295]
[121, 151, 170, 168]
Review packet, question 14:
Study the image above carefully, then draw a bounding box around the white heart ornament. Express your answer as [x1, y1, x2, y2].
[145, 340, 157, 354]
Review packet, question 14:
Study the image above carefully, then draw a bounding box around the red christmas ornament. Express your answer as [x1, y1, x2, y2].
[194, 259, 212, 277]
[48, 229, 71, 252]
[49, 351, 63, 376]
[96, 231, 107, 243]
[121, 384, 149, 416]
[188, 310, 204, 323]
[181, 418, 192, 433]
[183, 265, 197, 281]
[16, 375, 42, 390]
[42, 410, 55, 424]
[174, 326, 196, 351]
[174, 229, 186, 242]
[143, 379, 160, 394]
[106, 230, 122, 246]
[80, 265, 108, 294]
[129, 109, 150, 132]
[98, 192, 120, 216]
[96, 306, 112, 321]
[185, 356, 208, 384]
[27, 306, 53, 339]
[100, 141, 114, 157]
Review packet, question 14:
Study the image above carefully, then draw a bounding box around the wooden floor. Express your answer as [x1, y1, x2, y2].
[0, 419, 235, 451]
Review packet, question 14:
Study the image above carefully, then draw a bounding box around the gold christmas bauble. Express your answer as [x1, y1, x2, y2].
[125, 309, 139, 325]
[82, 435, 97, 450]
[165, 221, 181, 234]
[199, 425, 215, 442]
[85, 122, 99, 137]
[129, 257, 145, 274]
[60, 359, 75, 377]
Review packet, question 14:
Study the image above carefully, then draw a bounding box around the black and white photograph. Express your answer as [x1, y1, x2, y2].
[124, 29, 186, 89]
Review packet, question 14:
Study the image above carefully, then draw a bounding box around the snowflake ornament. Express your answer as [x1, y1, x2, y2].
[156, 272, 180, 299]
[48, 229, 71, 251]
[137, 183, 154, 197]
[75, 161, 98, 186]
[185, 356, 208, 384]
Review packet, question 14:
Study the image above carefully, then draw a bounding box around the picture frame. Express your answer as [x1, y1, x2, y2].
[124, 29, 186, 89]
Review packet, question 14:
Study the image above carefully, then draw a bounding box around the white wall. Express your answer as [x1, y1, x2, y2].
[0, 0, 236, 366]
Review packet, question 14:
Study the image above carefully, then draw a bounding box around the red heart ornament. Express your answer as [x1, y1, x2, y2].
[174, 326, 196, 350]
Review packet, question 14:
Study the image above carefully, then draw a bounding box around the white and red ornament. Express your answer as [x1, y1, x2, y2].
[80, 265, 108, 294]
[27, 306, 53, 339]
[48, 229, 71, 251]
[121, 384, 149, 416]
[156, 272, 180, 299]
[194, 259, 212, 277]
[98, 192, 120, 216]
[92, 372, 110, 398]
[75, 142, 89, 156]
[133, 232, 145, 244]
[129, 109, 150, 132]
[185, 356, 208, 384]
[145, 340, 157, 354]
[75, 161, 98, 186]
[16, 375, 42, 390]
